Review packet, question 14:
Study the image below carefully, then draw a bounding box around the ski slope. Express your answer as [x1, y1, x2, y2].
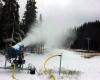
[0, 49, 100, 80]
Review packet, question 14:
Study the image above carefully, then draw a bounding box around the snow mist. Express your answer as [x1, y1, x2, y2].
[20, 19, 75, 49]
[17, 0, 100, 49]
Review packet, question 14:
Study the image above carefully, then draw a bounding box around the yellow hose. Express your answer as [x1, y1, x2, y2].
[44, 55, 59, 70]
[44, 55, 60, 80]
[12, 64, 16, 80]
[50, 74, 56, 80]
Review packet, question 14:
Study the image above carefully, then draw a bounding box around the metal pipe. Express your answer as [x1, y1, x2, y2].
[59, 54, 62, 75]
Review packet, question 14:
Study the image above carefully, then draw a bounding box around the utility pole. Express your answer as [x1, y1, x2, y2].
[86, 38, 91, 52]
[58, 53, 62, 75]
[39, 14, 42, 23]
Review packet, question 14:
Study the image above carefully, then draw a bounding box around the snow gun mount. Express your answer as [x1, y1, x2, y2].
[0, 46, 36, 75]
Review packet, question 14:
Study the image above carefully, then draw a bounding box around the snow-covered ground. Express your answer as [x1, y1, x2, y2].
[0, 49, 100, 80]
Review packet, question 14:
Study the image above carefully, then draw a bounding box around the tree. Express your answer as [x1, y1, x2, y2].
[0, 0, 4, 49]
[71, 20, 100, 51]
[0, 0, 3, 20]
[2, 0, 20, 32]
[0, 0, 21, 47]
[0, 0, 3, 30]
[21, 0, 37, 34]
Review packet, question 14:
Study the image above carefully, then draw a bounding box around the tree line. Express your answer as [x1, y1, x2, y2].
[71, 20, 100, 51]
[0, 0, 37, 49]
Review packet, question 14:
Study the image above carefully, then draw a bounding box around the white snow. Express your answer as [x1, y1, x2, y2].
[0, 49, 100, 80]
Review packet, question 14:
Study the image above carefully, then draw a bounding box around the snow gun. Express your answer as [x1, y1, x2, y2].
[0, 43, 36, 75]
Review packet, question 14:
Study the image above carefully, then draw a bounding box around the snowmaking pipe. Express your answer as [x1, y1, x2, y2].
[44, 54, 62, 80]
[44, 55, 58, 80]
[44, 54, 62, 73]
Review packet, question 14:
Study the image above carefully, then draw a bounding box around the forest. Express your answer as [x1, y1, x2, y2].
[0, 0, 37, 49]
[71, 20, 100, 51]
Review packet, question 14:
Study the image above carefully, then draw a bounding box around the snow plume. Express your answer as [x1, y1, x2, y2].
[17, 0, 100, 49]
[19, 20, 76, 49]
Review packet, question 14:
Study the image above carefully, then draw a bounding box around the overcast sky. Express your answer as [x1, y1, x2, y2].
[19, 0, 100, 27]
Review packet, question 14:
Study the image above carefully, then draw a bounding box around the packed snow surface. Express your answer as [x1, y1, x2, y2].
[0, 49, 100, 80]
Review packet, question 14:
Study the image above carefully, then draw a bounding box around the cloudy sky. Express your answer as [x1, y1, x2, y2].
[19, 0, 100, 27]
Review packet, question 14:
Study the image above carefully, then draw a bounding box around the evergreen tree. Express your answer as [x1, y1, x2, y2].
[71, 20, 100, 51]
[1, 0, 20, 46]
[22, 0, 37, 33]
[0, 0, 3, 29]
[0, 0, 4, 49]
[2, 0, 19, 33]
[0, 0, 3, 21]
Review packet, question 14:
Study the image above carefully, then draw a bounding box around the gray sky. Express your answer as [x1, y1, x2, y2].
[19, 0, 100, 27]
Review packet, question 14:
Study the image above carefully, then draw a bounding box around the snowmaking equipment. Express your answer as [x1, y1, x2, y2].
[44, 54, 62, 75]
[43, 53, 62, 80]
[0, 44, 36, 75]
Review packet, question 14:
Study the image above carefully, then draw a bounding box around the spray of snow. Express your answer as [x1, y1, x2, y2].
[19, 21, 75, 49]
[17, 0, 100, 49]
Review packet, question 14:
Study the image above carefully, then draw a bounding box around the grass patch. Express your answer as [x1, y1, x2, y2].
[61, 68, 81, 76]
[42, 68, 81, 79]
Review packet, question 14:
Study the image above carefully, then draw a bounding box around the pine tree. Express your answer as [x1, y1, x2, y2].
[2, 0, 19, 33]
[0, 0, 3, 20]
[0, 0, 3, 29]
[22, 0, 37, 33]
[1, 0, 21, 45]
[0, 0, 3, 49]
[71, 21, 100, 51]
